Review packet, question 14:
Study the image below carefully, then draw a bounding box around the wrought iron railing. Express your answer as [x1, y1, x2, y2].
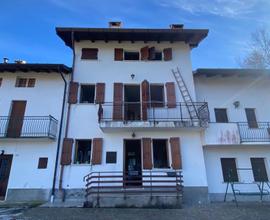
[98, 102, 209, 127]
[0, 115, 58, 139]
[237, 122, 270, 142]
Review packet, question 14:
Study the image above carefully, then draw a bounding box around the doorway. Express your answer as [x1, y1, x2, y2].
[0, 155, 13, 200]
[124, 140, 142, 187]
[124, 85, 141, 121]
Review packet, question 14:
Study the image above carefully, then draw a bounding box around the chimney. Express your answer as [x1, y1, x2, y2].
[170, 24, 184, 29]
[109, 21, 122, 28]
[3, 57, 9, 64]
[14, 60, 27, 64]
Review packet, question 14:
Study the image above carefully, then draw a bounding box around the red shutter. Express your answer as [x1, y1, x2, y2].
[114, 48, 123, 61]
[61, 138, 74, 165]
[141, 80, 149, 121]
[170, 137, 182, 169]
[68, 82, 79, 104]
[113, 83, 123, 120]
[149, 47, 155, 60]
[92, 138, 103, 165]
[166, 82, 176, 108]
[141, 46, 149, 60]
[95, 83, 105, 104]
[142, 138, 152, 169]
[163, 48, 172, 61]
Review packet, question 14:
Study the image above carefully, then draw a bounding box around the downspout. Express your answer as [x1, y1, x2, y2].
[58, 31, 75, 199]
[50, 68, 67, 203]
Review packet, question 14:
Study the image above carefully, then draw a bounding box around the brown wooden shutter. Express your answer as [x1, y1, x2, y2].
[92, 138, 103, 165]
[170, 137, 182, 169]
[68, 82, 79, 104]
[141, 46, 149, 60]
[141, 80, 149, 121]
[166, 82, 176, 108]
[95, 83, 105, 104]
[163, 48, 172, 61]
[61, 138, 74, 165]
[113, 83, 123, 120]
[6, 101, 26, 138]
[142, 138, 152, 169]
[81, 48, 98, 60]
[149, 47, 155, 60]
[114, 48, 123, 61]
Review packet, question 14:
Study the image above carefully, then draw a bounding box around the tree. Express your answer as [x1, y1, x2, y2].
[240, 28, 270, 69]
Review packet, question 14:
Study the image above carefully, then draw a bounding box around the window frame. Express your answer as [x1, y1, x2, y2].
[152, 139, 170, 169]
[250, 157, 269, 182]
[214, 108, 229, 123]
[106, 152, 117, 164]
[123, 51, 140, 61]
[15, 77, 27, 87]
[220, 158, 239, 182]
[81, 48, 98, 60]
[79, 84, 96, 104]
[245, 108, 258, 128]
[74, 139, 92, 164]
[149, 84, 165, 107]
[38, 157, 48, 169]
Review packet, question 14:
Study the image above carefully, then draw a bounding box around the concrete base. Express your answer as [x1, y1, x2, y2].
[182, 187, 209, 205]
[6, 189, 51, 202]
[209, 193, 270, 202]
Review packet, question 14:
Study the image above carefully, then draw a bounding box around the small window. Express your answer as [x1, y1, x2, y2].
[0, 78, 2, 87]
[220, 158, 238, 182]
[245, 108, 258, 128]
[80, 85, 95, 103]
[74, 140, 91, 164]
[124, 51, 140, 60]
[153, 139, 169, 168]
[81, 48, 98, 60]
[250, 158, 268, 182]
[27, 78, 36, 87]
[106, 152, 117, 164]
[150, 84, 164, 107]
[153, 52, 162, 61]
[15, 77, 27, 87]
[38, 157, 48, 169]
[214, 108, 228, 123]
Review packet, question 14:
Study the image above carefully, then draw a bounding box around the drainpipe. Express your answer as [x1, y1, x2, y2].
[58, 31, 75, 200]
[50, 68, 67, 203]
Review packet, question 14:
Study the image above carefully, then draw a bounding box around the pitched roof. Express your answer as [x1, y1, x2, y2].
[56, 27, 208, 48]
[0, 64, 71, 74]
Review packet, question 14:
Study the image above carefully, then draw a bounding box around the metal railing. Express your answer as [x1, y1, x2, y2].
[0, 115, 58, 139]
[84, 170, 183, 200]
[99, 102, 209, 127]
[237, 122, 270, 142]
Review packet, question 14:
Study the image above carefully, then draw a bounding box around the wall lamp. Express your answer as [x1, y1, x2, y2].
[131, 74, 135, 79]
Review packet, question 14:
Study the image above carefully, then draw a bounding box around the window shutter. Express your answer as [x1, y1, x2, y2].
[250, 158, 268, 182]
[166, 82, 176, 108]
[61, 138, 74, 165]
[92, 138, 103, 165]
[114, 48, 123, 61]
[220, 158, 238, 182]
[141, 46, 149, 60]
[95, 83, 105, 104]
[149, 47, 155, 60]
[170, 137, 182, 169]
[113, 83, 123, 120]
[142, 138, 152, 169]
[163, 48, 172, 61]
[141, 80, 149, 120]
[68, 82, 79, 104]
[81, 48, 98, 60]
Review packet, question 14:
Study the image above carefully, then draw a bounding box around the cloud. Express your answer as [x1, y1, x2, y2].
[158, 0, 268, 18]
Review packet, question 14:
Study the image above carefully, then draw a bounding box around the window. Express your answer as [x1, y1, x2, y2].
[152, 52, 162, 60]
[81, 48, 98, 60]
[220, 158, 238, 182]
[106, 152, 117, 164]
[15, 77, 27, 87]
[124, 51, 140, 60]
[153, 139, 169, 168]
[214, 108, 228, 123]
[38, 157, 48, 169]
[0, 78, 2, 87]
[27, 78, 36, 87]
[250, 158, 268, 182]
[245, 108, 258, 128]
[150, 84, 164, 107]
[74, 140, 91, 164]
[80, 85, 95, 103]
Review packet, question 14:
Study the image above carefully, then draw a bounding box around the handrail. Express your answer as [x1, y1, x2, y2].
[237, 122, 270, 142]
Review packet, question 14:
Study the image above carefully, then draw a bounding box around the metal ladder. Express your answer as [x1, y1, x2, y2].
[172, 67, 199, 121]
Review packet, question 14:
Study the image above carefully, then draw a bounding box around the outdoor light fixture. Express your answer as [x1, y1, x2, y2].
[233, 101, 240, 108]
[132, 132, 136, 138]
[131, 74, 135, 79]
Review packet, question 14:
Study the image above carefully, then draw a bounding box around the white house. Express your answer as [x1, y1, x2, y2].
[0, 63, 70, 201]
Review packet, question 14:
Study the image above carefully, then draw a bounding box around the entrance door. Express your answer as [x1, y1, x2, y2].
[6, 101, 26, 138]
[0, 155, 13, 200]
[124, 85, 141, 120]
[124, 140, 142, 186]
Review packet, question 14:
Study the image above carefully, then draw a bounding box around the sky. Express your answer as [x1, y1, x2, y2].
[1, 0, 270, 69]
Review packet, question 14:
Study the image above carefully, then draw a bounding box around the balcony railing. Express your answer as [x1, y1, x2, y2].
[98, 102, 209, 129]
[237, 122, 270, 143]
[0, 116, 58, 139]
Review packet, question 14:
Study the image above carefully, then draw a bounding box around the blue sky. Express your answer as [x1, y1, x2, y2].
[1, 0, 270, 69]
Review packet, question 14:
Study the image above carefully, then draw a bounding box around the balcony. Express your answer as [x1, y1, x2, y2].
[0, 116, 58, 139]
[203, 122, 270, 146]
[98, 102, 209, 131]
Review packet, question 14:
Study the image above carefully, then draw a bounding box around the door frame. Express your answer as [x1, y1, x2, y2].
[0, 154, 13, 200]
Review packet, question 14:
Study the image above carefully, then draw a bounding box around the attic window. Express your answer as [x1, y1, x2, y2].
[15, 77, 27, 87]
[81, 48, 98, 60]
[124, 51, 140, 60]
[152, 52, 162, 61]
[80, 85, 95, 103]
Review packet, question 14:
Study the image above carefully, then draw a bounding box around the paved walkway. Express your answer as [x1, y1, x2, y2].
[8, 202, 269, 220]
